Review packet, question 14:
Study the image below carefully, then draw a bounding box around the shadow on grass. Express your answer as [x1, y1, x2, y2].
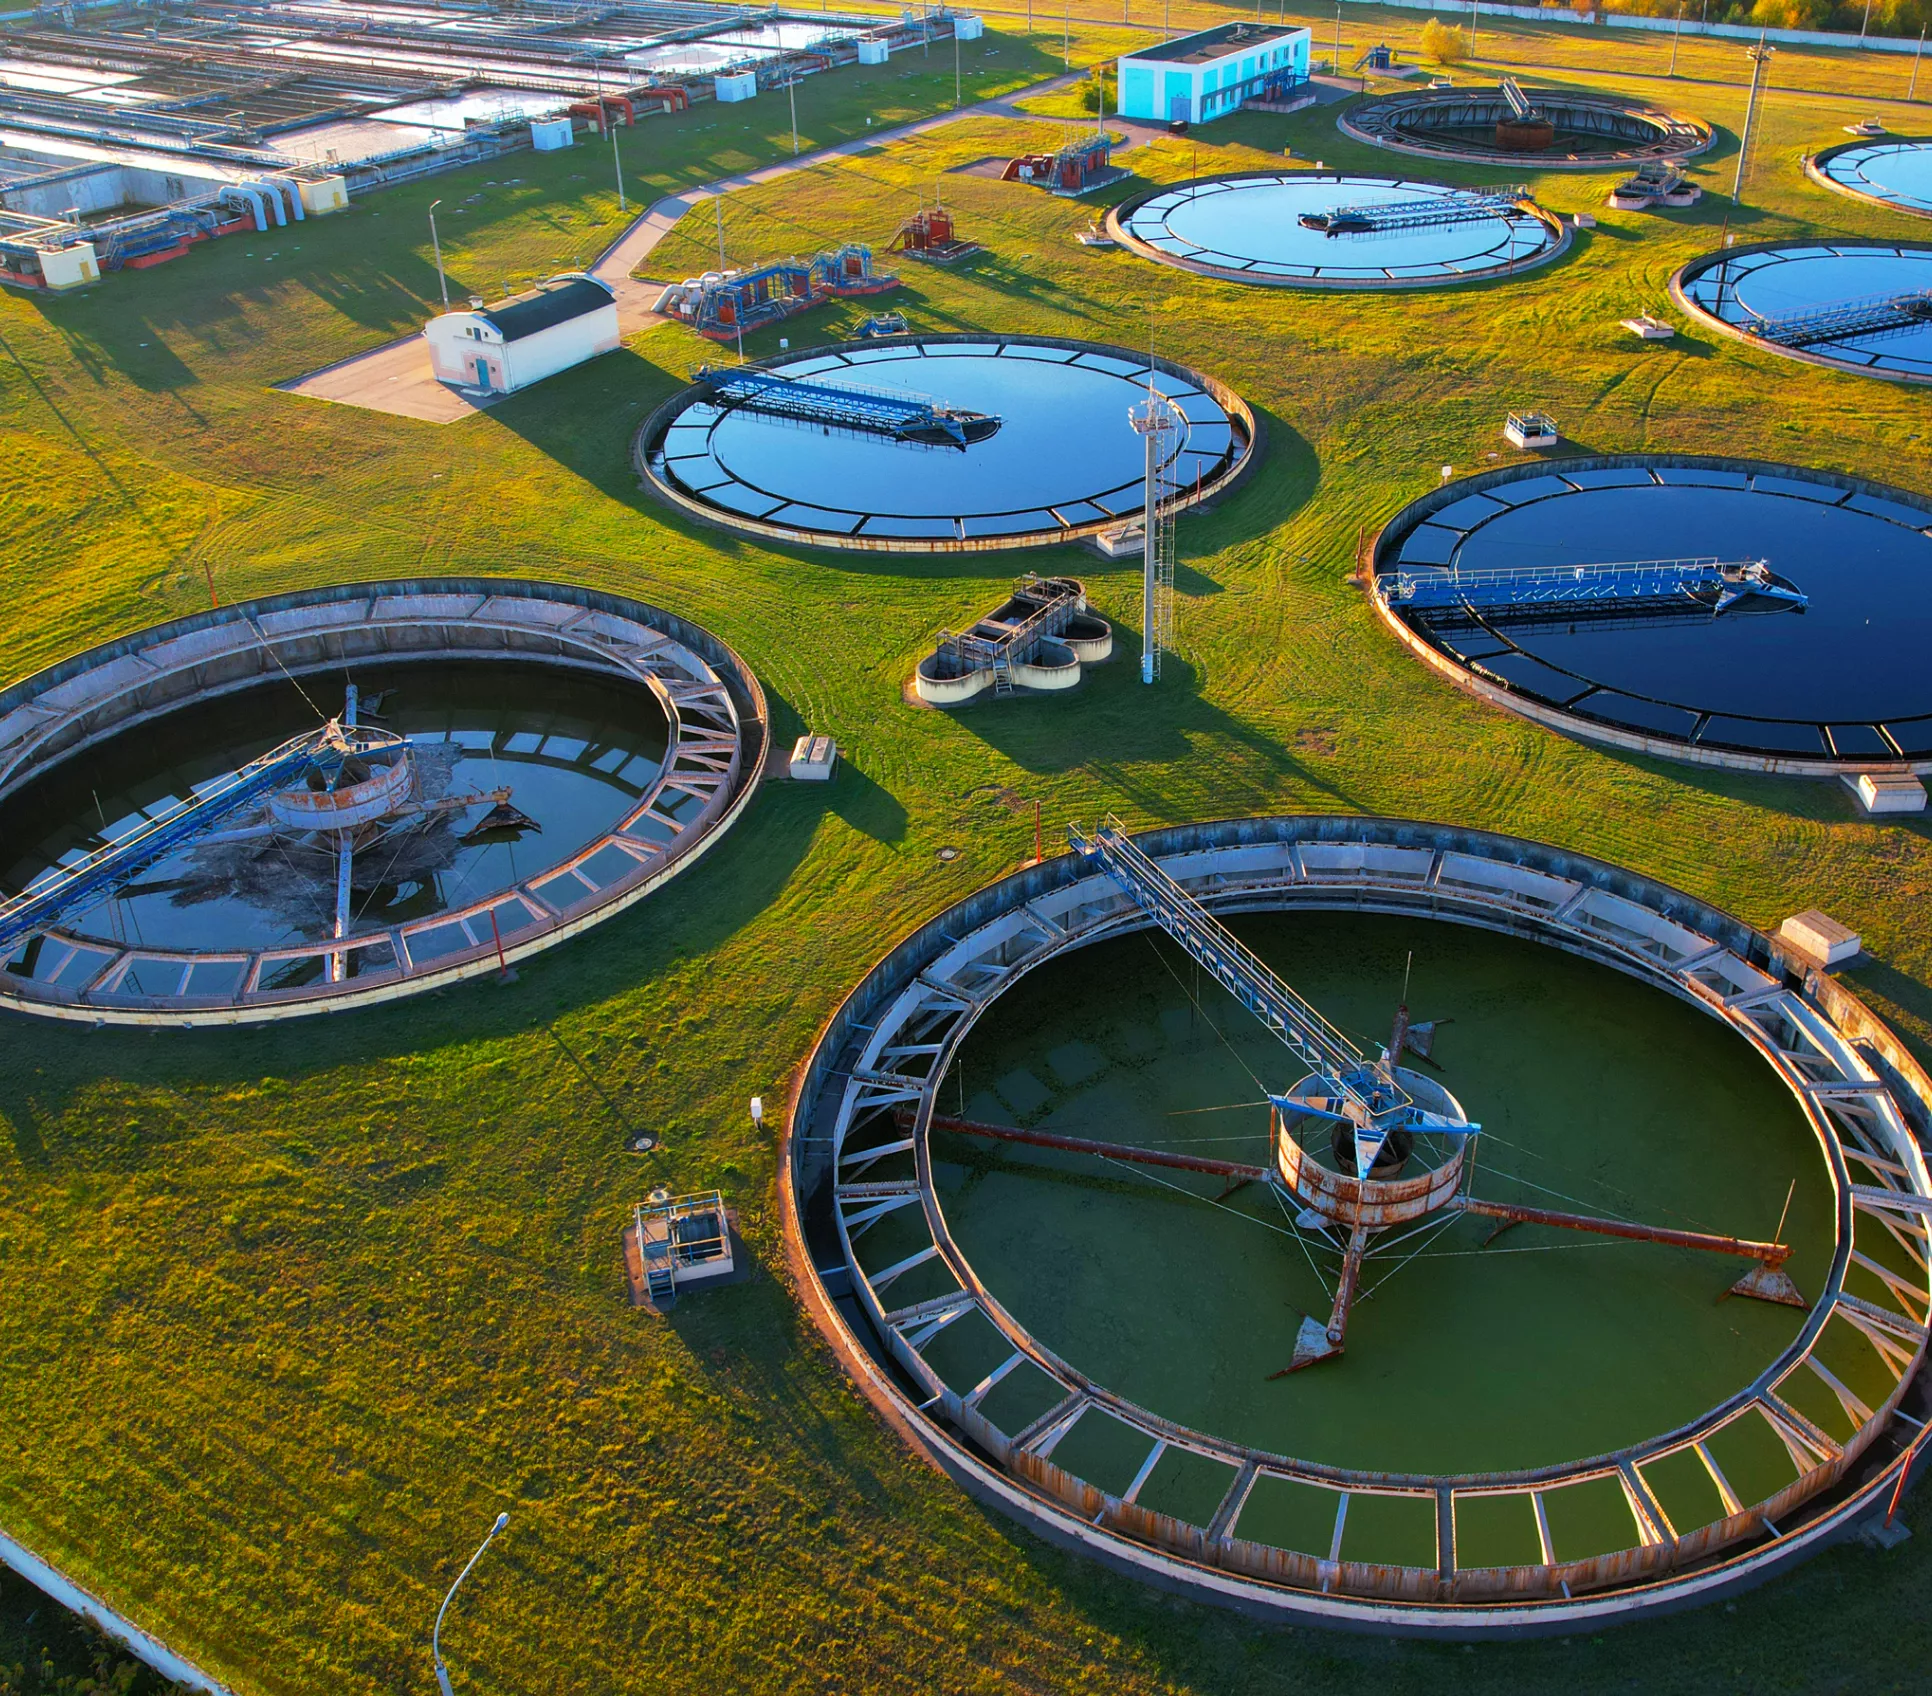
[945, 645, 1365, 816]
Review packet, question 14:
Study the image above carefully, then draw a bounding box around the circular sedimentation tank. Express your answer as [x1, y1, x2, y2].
[784, 818, 1932, 1629]
[1343, 85, 1713, 168]
[1808, 136, 1932, 217]
[1671, 240, 1932, 384]
[636, 335, 1255, 553]
[0, 580, 765, 1024]
[1105, 172, 1566, 290]
[1370, 455, 1932, 774]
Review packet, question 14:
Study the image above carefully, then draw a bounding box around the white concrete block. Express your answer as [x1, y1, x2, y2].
[1779, 910, 1861, 967]
[858, 37, 891, 63]
[530, 117, 574, 151]
[1849, 771, 1927, 815]
[715, 71, 758, 102]
[790, 734, 839, 780]
[954, 14, 984, 39]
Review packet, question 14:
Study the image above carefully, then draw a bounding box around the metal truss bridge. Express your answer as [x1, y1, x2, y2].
[1298, 184, 1530, 236]
[692, 365, 999, 449]
[0, 723, 364, 953]
[1740, 287, 1932, 349]
[1384, 556, 1806, 617]
[1067, 819, 1475, 1168]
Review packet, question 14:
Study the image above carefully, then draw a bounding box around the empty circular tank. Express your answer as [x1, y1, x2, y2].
[1371, 456, 1932, 774]
[1343, 85, 1712, 168]
[1808, 137, 1932, 217]
[636, 335, 1255, 553]
[1671, 240, 1932, 384]
[1105, 171, 1566, 290]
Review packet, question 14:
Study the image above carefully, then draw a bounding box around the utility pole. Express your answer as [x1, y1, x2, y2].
[953, 26, 961, 109]
[1469, 0, 1478, 57]
[1912, 26, 1926, 100]
[611, 121, 626, 214]
[1669, 1, 1683, 76]
[1861, 0, 1874, 38]
[1333, 2, 1341, 76]
[715, 189, 726, 269]
[1062, 0, 1070, 68]
[428, 198, 448, 306]
[789, 67, 800, 150]
[1733, 34, 1773, 205]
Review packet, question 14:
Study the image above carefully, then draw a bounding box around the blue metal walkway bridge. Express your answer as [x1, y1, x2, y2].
[692, 365, 999, 449]
[0, 723, 367, 955]
[1384, 556, 1806, 618]
[1740, 287, 1932, 349]
[1299, 184, 1531, 236]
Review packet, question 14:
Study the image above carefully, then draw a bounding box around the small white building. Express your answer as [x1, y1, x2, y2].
[423, 272, 618, 395]
[715, 70, 757, 102]
[1117, 21, 1310, 126]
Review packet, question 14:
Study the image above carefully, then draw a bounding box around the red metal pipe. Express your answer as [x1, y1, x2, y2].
[906, 1109, 1270, 1180]
[1454, 1195, 1791, 1267]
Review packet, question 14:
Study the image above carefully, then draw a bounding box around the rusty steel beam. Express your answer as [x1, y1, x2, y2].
[908, 1109, 1271, 1181]
[1454, 1196, 1792, 1267]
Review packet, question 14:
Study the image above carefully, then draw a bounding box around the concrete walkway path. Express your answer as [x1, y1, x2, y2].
[280, 71, 1085, 424]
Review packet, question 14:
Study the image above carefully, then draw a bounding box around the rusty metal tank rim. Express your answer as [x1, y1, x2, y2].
[782, 814, 1932, 1629]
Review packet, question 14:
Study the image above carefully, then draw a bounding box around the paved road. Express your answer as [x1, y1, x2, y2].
[280, 72, 1085, 424]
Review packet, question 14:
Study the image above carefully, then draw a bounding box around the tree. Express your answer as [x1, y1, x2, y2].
[1421, 19, 1470, 61]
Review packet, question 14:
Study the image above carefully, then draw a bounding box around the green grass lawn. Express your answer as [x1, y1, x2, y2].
[3, 9, 1932, 1695]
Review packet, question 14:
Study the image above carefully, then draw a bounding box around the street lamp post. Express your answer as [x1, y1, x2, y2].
[432, 1512, 509, 1696]
[789, 69, 800, 151]
[428, 198, 448, 307]
[954, 27, 961, 109]
[611, 122, 626, 214]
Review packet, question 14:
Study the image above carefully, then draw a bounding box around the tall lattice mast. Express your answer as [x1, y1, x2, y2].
[1129, 376, 1181, 685]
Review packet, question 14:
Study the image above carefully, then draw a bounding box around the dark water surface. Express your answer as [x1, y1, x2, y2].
[1, 661, 668, 959]
[935, 912, 1828, 1477]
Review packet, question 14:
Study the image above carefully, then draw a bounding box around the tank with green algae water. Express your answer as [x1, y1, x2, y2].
[928, 911, 1833, 1502]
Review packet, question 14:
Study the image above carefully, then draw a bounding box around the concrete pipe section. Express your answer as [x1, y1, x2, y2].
[1342, 86, 1713, 169]
[0, 579, 766, 1025]
[636, 335, 1256, 554]
[1370, 455, 1932, 776]
[784, 815, 1931, 1631]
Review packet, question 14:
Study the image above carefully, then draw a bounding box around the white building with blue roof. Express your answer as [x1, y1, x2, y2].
[1117, 22, 1311, 127]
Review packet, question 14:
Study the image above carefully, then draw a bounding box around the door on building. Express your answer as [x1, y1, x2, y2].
[472, 357, 493, 391]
